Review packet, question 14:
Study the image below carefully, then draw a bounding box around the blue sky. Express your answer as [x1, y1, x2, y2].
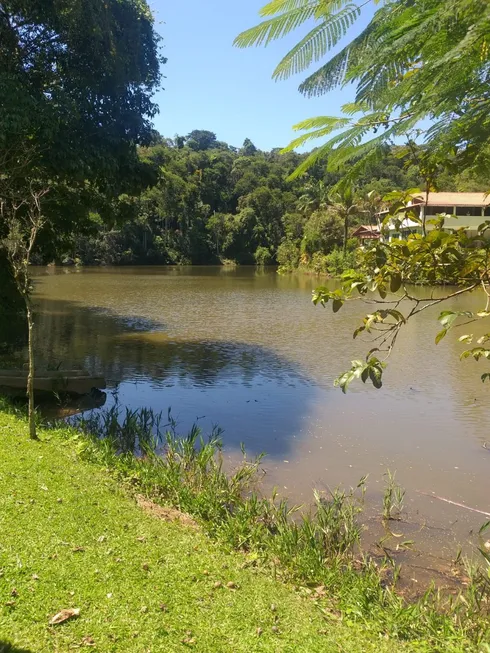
[149, 1, 374, 151]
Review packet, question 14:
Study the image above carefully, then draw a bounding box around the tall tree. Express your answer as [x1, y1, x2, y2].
[327, 186, 361, 256]
[241, 138, 258, 157]
[1, 0, 162, 196]
[0, 0, 163, 435]
[186, 130, 218, 152]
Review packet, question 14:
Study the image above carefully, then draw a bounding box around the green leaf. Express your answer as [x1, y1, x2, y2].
[478, 521, 490, 534]
[272, 5, 361, 81]
[234, 3, 317, 48]
[390, 273, 402, 293]
[332, 298, 343, 313]
[369, 367, 383, 389]
[435, 329, 447, 345]
[353, 325, 365, 339]
[334, 370, 355, 393]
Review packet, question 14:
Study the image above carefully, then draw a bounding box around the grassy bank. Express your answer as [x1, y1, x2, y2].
[0, 407, 488, 652]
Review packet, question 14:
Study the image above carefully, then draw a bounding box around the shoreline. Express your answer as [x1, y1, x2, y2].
[1, 403, 488, 651]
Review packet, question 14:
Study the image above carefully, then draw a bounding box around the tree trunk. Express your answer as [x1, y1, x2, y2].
[343, 217, 349, 257]
[25, 300, 37, 440]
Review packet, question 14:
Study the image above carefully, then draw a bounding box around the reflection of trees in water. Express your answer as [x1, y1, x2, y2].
[0, 254, 26, 361]
[31, 299, 309, 389]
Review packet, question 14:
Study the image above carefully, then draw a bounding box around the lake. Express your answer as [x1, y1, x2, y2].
[27, 266, 490, 572]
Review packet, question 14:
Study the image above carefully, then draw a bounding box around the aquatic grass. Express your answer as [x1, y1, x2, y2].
[73, 403, 165, 454]
[61, 405, 490, 650]
[2, 399, 489, 649]
[460, 522, 490, 616]
[382, 470, 406, 521]
[3, 410, 410, 653]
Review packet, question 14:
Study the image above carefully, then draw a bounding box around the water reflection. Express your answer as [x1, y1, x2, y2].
[31, 296, 316, 457]
[18, 266, 490, 564]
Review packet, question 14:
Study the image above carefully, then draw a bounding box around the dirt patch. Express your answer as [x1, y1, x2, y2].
[135, 495, 199, 530]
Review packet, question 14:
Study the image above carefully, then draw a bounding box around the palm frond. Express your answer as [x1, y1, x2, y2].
[354, 60, 407, 107]
[286, 143, 335, 180]
[284, 116, 399, 181]
[280, 116, 351, 151]
[259, 0, 314, 17]
[292, 115, 352, 131]
[234, 3, 318, 48]
[341, 101, 370, 115]
[327, 125, 398, 170]
[298, 19, 376, 97]
[272, 5, 361, 80]
[313, 0, 351, 20]
[329, 147, 384, 192]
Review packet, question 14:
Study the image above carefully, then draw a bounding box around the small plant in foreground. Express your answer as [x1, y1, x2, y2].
[382, 470, 405, 521]
[73, 404, 165, 454]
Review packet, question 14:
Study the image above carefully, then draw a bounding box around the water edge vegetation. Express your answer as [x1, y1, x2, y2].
[1, 399, 489, 651]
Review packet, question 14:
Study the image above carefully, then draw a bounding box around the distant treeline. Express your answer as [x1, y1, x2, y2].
[39, 130, 490, 269]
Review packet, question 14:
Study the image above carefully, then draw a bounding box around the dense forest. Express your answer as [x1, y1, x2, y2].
[40, 129, 489, 274]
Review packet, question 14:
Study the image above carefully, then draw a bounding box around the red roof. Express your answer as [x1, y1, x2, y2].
[352, 224, 380, 239]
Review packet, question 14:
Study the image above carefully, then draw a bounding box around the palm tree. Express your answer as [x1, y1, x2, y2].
[327, 186, 361, 257]
[296, 180, 328, 215]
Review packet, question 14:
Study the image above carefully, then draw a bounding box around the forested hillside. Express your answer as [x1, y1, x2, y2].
[52, 129, 489, 270]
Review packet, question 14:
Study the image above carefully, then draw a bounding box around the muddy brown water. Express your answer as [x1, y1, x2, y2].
[18, 266, 490, 584]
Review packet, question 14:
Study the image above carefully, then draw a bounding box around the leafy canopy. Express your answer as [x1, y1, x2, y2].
[0, 0, 163, 192]
[235, 0, 490, 181]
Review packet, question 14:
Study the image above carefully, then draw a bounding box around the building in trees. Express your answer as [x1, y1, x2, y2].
[383, 193, 490, 241]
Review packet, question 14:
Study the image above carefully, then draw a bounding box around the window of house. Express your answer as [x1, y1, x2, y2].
[484, 206, 490, 217]
[456, 206, 483, 217]
[426, 206, 454, 215]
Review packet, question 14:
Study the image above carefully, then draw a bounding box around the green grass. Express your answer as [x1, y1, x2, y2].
[0, 407, 488, 652]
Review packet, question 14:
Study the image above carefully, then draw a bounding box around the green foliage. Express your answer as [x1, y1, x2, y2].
[309, 251, 329, 274]
[26, 130, 488, 268]
[382, 471, 405, 522]
[240, 138, 258, 157]
[0, 0, 163, 250]
[254, 246, 273, 265]
[237, 0, 490, 184]
[2, 405, 488, 650]
[312, 192, 490, 391]
[186, 130, 219, 151]
[276, 239, 300, 272]
[325, 248, 356, 276]
[301, 209, 343, 257]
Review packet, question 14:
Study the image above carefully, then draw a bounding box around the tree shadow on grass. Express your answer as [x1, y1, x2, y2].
[0, 642, 34, 653]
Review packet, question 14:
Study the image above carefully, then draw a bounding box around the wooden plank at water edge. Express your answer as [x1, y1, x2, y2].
[0, 370, 106, 397]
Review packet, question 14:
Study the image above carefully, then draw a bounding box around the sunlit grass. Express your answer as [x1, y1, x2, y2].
[0, 402, 489, 652]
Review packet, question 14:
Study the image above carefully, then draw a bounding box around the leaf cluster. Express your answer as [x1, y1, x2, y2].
[237, 0, 490, 182]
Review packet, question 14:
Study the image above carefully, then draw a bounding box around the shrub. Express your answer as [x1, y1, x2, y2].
[325, 248, 357, 276]
[254, 246, 273, 266]
[276, 239, 300, 272]
[310, 251, 329, 274]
